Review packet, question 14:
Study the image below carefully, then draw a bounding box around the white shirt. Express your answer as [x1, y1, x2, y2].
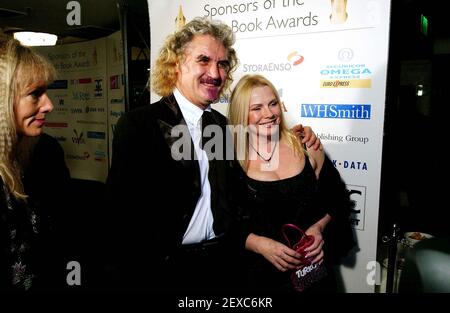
[174, 89, 216, 244]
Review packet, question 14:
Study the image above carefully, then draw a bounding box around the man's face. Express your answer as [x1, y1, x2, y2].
[176, 34, 230, 109]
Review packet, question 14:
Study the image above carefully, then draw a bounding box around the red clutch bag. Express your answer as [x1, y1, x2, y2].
[281, 223, 327, 292]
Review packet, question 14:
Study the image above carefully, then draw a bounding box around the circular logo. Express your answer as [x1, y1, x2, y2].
[287, 51, 305, 66]
[338, 48, 354, 62]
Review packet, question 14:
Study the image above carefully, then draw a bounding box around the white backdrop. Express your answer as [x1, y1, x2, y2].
[148, 0, 391, 292]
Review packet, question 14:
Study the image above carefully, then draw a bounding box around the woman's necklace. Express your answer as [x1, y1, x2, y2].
[249, 140, 279, 167]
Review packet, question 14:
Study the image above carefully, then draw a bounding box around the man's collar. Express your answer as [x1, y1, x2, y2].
[174, 88, 211, 126]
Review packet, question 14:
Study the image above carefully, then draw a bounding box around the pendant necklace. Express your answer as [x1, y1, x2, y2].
[249, 140, 278, 167]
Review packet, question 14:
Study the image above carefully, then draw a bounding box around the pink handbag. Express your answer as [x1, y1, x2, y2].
[282, 223, 328, 292]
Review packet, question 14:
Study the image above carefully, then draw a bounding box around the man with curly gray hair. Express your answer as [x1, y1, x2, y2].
[152, 17, 238, 103]
[107, 17, 244, 292]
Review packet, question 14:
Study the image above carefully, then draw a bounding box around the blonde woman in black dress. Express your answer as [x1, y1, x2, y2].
[228, 74, 354, 292]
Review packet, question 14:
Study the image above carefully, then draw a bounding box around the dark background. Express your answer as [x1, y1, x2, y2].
[380, 0, 446, 239]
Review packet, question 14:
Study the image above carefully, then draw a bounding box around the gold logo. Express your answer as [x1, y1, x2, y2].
[175, 5, 186, 31]
[330, 0, 348, 24]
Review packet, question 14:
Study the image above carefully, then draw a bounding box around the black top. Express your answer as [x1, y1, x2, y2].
[0, 182, 40, 291]
[242, 157, 330, 291]
[231, 153, 356, 292]
[0, 133, 70, 291]
[245, 157, 326, 242]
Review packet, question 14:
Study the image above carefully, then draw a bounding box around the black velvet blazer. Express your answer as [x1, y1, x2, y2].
[106, 94, 246, 285]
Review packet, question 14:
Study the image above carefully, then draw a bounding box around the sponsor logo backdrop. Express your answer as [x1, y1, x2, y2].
[148, 0, 391, 292]
[37, 31, 125, 182]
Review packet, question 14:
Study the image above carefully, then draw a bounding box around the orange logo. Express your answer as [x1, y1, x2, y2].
[287, 51, 304, 66]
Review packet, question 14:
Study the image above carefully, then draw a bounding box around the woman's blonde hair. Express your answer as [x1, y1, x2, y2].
[151, 17, 238, 98]
[0, 38, 55, 200]
[228, 74, 305, 171]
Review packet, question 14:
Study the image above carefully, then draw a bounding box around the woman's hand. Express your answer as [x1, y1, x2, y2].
[245, 233, 302, 272]
[304, 224, 325, 265]
[304, 214, 331, 264]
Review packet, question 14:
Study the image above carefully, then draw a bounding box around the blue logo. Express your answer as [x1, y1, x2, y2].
[48, 80, 68, 89]
[301, 104, 371, 119]
[87, 131, 106, 140]
[332, 160, 368, 171]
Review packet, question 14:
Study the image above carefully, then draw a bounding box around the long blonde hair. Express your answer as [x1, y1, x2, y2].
[151, 17, 238, 98]
[228, 74, 305, 171]
[0, 39, 55, 200]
